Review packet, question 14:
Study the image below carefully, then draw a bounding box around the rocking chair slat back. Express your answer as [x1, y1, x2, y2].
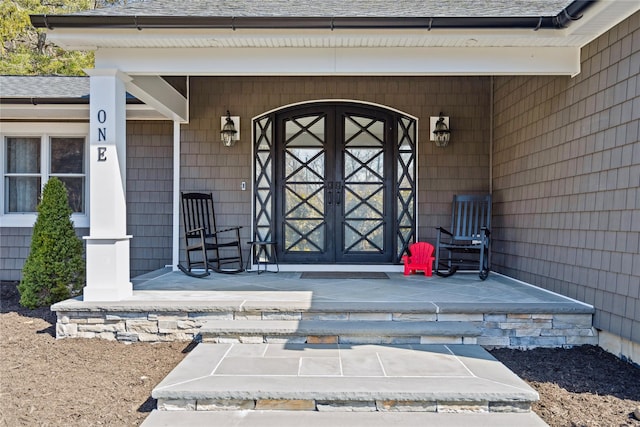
[451, 195, 491, 240]
[182, 192, 214, 237]
[435, 194, 491, 280]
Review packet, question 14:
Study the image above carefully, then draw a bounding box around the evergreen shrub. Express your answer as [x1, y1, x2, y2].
[18, 177, 85, 308]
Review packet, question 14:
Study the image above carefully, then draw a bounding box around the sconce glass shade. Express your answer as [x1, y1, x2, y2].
[433, 114, 450, 148]
[221, 111, 238, 147]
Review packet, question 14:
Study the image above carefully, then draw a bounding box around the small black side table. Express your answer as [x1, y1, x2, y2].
[245, 241, 279, 274]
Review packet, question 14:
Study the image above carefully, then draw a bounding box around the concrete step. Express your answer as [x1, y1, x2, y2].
[141, 409, 549, 427]
[152, 343, 539, 413]
[199, 319, 481, 344]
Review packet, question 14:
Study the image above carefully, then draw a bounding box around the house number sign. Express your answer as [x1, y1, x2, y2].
[96, 109, 107, 162]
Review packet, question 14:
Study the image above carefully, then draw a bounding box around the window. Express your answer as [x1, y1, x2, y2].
[6, 137, 41, 213]
[1, 124, 89, 227]
[50, 137, 85, 213]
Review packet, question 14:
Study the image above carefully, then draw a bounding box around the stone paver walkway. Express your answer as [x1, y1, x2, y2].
[153, 343, 538, 409]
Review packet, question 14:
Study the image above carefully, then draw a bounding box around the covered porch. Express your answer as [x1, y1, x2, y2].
[27, 0, 640, 306]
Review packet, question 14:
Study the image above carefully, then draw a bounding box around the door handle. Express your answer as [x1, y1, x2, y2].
[327, 182, 333, 205]
[336, 182, 342, 205]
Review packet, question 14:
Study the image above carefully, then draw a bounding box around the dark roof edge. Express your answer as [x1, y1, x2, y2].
[0, 98, 142, 105]
[30, 1, 596, 31]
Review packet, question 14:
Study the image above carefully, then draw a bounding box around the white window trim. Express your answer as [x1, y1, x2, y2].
[1, 122, 90, 228]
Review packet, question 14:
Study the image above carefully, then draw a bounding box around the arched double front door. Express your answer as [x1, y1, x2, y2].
[253, 101, 416, 265]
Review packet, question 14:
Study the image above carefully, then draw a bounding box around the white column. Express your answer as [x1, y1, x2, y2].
[83, 69, 133, 301]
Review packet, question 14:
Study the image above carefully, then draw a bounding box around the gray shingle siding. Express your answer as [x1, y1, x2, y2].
[492, 11, 640, 343]
[0, 228, 31, 281]
[0, 227, 89, 281]
[127, 121, 174, 277]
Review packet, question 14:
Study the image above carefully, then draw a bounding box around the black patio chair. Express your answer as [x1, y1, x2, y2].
[435, 194, 491, 280]
[177, 192, 243, 277]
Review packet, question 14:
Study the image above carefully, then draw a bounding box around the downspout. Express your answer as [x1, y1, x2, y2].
[553, 0, 593, 28]
[489, 76, 495, 271]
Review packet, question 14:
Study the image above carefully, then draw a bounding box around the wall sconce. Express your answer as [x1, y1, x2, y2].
[220, 110, 240, 147]
[430, 112, 450, 148]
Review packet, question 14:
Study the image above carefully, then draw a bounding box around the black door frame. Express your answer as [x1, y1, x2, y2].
[274, 104, 395, 264]
[252, 100, 417, 266]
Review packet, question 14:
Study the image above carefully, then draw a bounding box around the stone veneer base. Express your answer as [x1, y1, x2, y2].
[53, 300, 597, 348]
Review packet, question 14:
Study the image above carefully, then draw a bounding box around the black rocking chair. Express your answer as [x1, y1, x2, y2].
[178, 192, 243, 277]
[435, 194, 491, 280]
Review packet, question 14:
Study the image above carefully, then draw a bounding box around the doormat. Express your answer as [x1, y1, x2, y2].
[300, 272, 389, 279]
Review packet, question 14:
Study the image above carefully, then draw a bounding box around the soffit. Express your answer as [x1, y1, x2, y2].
[44, 28, 602, 50]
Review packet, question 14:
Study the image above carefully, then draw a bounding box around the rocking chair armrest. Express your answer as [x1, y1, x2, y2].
[436, 226, 453, 237]
[212, 226, 243, 235]
[186, 226, 205, 236]
[481, 226, 491, 236]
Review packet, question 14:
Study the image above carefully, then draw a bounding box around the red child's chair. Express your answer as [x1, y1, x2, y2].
[402, 242, 435, 276]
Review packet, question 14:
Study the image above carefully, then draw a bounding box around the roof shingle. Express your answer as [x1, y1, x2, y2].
[71, 0, 575, 18]
[0, 76, 89, 99]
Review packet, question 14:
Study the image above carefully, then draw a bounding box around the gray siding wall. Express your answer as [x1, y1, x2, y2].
[492, 12, 640, 343]
[1, 227, 89, 282]
[127, 121, 174, 277]
[183, 76, 491, 250]
[1, 228, 35, 281]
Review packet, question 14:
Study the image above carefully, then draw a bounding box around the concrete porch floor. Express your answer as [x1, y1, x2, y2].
[128, 268, 591, 310]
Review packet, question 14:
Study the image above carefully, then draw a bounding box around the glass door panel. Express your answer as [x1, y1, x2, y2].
[338, 111, 390, 262]
[276, 106, 393, 263]
[281, 113, 332, 261]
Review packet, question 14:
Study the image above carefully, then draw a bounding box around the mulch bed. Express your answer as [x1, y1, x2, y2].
[1, 281, 639, 426]
[491, 346, 640, 426]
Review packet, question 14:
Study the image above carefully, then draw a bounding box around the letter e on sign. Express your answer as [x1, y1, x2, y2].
[98, 147, 107, 162]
